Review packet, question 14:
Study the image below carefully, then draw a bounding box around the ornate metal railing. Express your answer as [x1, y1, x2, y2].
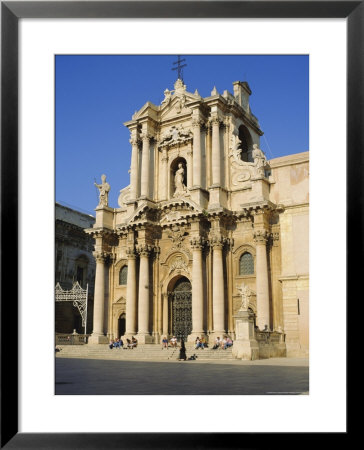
[55, 281, 88, 334]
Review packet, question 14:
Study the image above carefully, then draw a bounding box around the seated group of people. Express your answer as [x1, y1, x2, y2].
[162, 335, 178, 348]
[109, 336, 138, 349]
[195, 336, 207, 349]
[212, 335, 233, 350]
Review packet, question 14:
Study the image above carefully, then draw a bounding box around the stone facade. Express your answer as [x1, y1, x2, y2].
[86, 79, 309, 357]
[55, 203, 96, 333]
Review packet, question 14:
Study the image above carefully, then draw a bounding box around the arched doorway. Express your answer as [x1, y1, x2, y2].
[170, 277, 192, 341]
[118, 314, 126, 338]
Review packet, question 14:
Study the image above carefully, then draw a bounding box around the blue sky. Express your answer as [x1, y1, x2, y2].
[56, 55, 308, 215]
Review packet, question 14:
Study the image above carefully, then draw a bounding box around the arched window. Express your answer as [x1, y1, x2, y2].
[119, 266, 128, 285]
[239, 252, 254, 275]
[238, 125, 253, 162]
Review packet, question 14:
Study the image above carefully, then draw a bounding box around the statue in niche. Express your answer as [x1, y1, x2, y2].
[252, 144, 268, 176]
[94, 174, 110, 207]
[173, 163, 187, 197]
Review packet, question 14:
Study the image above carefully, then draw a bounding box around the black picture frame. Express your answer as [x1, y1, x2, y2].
[1, 1, 357, 448]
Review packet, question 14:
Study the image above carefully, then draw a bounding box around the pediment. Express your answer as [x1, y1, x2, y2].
[159, 199, 203, 225]
[132, 101, 159, 121]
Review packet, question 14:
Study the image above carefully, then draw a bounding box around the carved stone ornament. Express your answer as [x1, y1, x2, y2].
[168, 256, 189, 275]
[253, 229, 269, 244]
[168, 225, 188, 249]
[229, 131, 269, 185]
[118, 186, 131, 207]
[159, 124, 193, 148]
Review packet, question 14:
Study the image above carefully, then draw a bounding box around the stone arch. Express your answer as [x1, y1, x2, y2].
[112, 296, 126, 339]
[233, 244, 256, 277]
[238, 125, 254, 162]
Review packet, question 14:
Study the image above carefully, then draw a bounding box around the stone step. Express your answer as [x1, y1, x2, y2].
[56, 344, 234, 360]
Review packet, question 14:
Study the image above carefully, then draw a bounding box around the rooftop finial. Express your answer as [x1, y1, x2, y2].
[172, 55, 187, 81]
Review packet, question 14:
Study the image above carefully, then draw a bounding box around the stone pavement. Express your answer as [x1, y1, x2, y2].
[55, 357, 309, 395]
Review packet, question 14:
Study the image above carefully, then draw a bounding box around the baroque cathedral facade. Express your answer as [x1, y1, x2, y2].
[86, 78, 309, 357]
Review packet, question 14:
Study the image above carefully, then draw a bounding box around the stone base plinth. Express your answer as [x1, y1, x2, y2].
[233, 309, 259, 360]
[136, 333, 154, 344]
[88, 334, 109, 344]
[232, 339, 260, 360]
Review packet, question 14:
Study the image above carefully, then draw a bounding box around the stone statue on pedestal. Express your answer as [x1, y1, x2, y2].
[94, 174, 110, 207]
[237, 283, 253, 311]
[252, 144, 267, 176]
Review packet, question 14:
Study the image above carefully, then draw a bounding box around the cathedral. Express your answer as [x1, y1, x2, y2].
[86, 77, 309, 358]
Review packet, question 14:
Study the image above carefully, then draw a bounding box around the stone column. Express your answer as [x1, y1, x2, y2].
[124, 249, 137, 336]
[140, 134, 151, 198]
[89, 251, 108, 344]
[188, 237, 204, 341]
[187, 146, 193, 190]
[129, 136, 139, 201]
[137, 245, 151, 343]
[161, 148, 168, 201]
[162, 293, 168, 337]
[211, 237, 226, 338]
[254, 230, 270, 330]
[211, 116, 221, 186]
[192, 118, 202, 187]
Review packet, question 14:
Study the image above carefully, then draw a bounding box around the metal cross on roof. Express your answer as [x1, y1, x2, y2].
[172, 55, 187, 81]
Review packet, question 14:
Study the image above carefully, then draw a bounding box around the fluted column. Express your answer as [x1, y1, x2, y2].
[161, 148, 168, 200]
[162, 293, 168, 336]
[125, 249, 137, 336]
[89, 251, 107, 344]
[192, 118, 202, 187]
[129, 136, 139, 201]
[254, 230, 270, 330]
[211, 116, 221, 186]
[211, 237, 226, 337]
[137, 245, 151, 342]
[188, 237, 205, 341]
[140, 134, 151, 198]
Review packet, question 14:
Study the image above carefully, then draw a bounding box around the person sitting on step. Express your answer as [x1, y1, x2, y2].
[224, 336, 233, 350]
[199, 335, 206, 349]
[170, 336, 177, 348]
[212, 337, 221, 350]
[131, 336, 138, 348]
[195, 337, 201, 349]
[109, 339, 114, 349]
[126, 338, 133, 349]
[162, 336, 169, 349]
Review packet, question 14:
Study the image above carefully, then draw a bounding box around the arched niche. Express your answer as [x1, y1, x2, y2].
[169, 156, 188, 199]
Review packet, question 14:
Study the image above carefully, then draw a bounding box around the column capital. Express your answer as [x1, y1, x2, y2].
[140, 132, 154, 142]
[92, 251, 107, 263]
[129, 137, 140, 146]
[210, 235, 228, 249]
[192, 118, 204, 129]
[136, 244, 154, 256]
[126, 247, 137, 259]
[253, 229, 269, 244]
[190, 236, 206, 250]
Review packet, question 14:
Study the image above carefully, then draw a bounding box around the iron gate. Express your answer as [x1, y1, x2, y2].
[171, 279, 192, 341]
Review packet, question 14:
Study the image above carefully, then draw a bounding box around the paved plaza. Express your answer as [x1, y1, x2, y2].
[55, 357, 309, 395]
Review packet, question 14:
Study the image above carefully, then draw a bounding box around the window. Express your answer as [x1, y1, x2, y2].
[239, 252, 254, 275]
[119, 266, 128, 285]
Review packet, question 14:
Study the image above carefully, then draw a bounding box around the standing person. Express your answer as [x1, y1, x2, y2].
[178, 338, 187, 361]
